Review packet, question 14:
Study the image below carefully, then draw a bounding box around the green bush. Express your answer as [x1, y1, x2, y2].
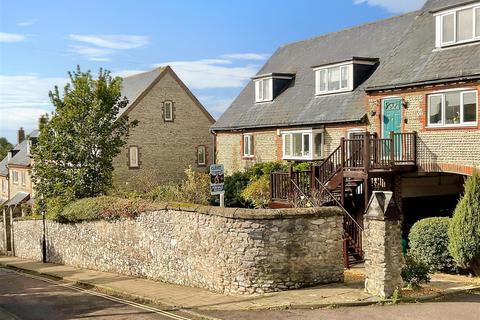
[241, 175, 270, 208]
[409, 217, 455, 272]
[224, 172, 252, 208]
[401, 253, 431, 289]
[448, 172, 480, 275]
[53, 196, 160, 223]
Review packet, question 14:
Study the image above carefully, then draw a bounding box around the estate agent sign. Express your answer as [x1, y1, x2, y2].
[210, 164, 225, 195]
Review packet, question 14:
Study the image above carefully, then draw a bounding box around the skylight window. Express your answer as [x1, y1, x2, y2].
[436, 2, 480, 47]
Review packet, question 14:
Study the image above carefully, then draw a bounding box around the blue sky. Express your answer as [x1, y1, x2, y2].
[0, 0, 426, 142]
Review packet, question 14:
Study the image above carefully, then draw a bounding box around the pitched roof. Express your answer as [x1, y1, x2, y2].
[7, 129, 38, 167]
[211, 13, 417, 131]
[422, 0, 475, 12]
[0, 156, 8, 176]
[367, 1, 480, 90]
[118, 66, 215, 123]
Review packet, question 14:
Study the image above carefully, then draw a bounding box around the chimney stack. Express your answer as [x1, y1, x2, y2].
[17, 127, 25, 144]
[38, 115, 48, 130]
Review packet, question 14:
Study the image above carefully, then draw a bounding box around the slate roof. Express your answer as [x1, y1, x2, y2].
[423, 0, 475, 12]
[7, 129, 39, 167]
[0, 156, 8, 176]
[4, 191, 29, 206]
[211, 12, 417, 131]
[118, 67, 166, 118]
[366, 0, 480, 90]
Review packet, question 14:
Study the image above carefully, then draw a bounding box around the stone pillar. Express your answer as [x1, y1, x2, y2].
[364, 191, 404, 298]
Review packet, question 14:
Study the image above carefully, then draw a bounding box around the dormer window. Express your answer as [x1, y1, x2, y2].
[252, 73, 295, 103]
[254, 78, 273, 102]
[315, 64, 352, 95]
[435, 2, 480, 47]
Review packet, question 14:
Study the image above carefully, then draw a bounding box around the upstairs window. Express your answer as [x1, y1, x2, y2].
[129, 146, 139, 168]
[254, 78, 273, 102]
[427, 90, 478, 127]
[163, 101, 174, 121]
[315, 64, 352, 95]
[437, 3, 480, 47]
[243, 134, 254, 157]
[282, 129, 323, 160]
[12, 170, 19, 184]
[2, 179, 6, 193]
[21, 171, 26, 186]
[197, 146, 206, 166]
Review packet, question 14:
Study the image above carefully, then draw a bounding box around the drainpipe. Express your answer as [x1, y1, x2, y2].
[211, 130, 217, 165]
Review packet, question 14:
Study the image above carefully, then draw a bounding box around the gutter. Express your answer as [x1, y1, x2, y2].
[366, 75, 480, 92]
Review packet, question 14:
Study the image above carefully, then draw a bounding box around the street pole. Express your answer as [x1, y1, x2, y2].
[41, 199, 46, 263]
[220, 193, 225, 208]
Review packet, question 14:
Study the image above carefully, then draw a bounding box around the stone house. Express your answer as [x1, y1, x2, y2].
[113, 66, 215, 191]
[212, 0, 480, 265]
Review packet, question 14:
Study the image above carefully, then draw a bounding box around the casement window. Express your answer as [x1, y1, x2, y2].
[1, 179, 6, 193]
[12, 170, 19, 184]
[436, 3, 480, 47]
[163, 101, 174, 121]
[427, 90, 478, 127]
[254, 78, 273, 102]
[197, 146, 206, 166]
[243, 134, 254, 157]
[315, 63, 352, 95]
[21, 171, 26, 186]
[128, 146, 139, 168]
[282, 129, 323, 160]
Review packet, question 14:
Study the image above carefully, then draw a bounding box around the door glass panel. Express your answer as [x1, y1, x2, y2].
[442, 13, 455, 43]
[313, 133, 322, 158]
[457, 8, 473, 41]
[428, 95, 443, 124]
[463, 92, 477, 123]
[445, 92, 461, 124]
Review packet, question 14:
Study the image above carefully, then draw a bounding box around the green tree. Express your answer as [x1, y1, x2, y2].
[32, 67, 137, 204]
[0, 137, 13, 160]
[448, 172, 480, 275]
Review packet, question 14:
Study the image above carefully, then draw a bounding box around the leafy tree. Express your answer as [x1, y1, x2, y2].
[448, 172, 480, 275]
[32, 67, 137, 205]
[0, 137, 13, 160]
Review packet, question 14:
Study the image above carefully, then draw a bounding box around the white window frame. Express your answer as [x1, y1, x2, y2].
[129, 146, 139, 168]
[254, 78, 273, 103]
[314, 62, 353, 95]
[164, 101, 173, 121]
[243, 134, 254, 157]
[427, 89, 478, 127]
[197, 146, 206, 166]
[436, 2, 480, 47]
[281, 129, 324, 161]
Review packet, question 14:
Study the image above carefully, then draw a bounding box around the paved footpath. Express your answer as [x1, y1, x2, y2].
[1, 256, 479, 312]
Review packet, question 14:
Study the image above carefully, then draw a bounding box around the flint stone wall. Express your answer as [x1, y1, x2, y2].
[12, 205, 344, 295]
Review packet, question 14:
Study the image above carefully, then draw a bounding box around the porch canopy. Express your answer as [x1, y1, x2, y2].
[3, 192, 29, 207]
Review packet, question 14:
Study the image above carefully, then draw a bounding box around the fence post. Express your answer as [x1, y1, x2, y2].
[413, 131, 417, 164]
[389, 131, 395, 166]
[288, 166, 294, 202]
[364, 131, 371, 172]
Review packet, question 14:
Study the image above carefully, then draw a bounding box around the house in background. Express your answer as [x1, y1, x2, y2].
[113, 66, 215, 192]
[211, 12, 417, 175]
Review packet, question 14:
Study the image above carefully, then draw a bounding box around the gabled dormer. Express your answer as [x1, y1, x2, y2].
[434, 1, 480, 48]
[312, 57, 378, 96]
[252, 73, 295, 103]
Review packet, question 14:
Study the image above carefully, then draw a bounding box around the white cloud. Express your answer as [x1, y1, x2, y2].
[221, 53, 270, 61]
[353, 0, 426, 13]
[17, 19, 38, 27]
[68, 34, 150, 50]
[68, 34, 150, 61]
[153, 58, 261, 89]
[0, 75, 66, 136]
[0, 32, 27, 42]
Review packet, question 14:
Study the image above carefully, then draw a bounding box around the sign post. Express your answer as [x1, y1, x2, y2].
[210, 164, 225, 207]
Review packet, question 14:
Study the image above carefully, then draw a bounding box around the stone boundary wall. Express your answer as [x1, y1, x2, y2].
[12, 205, 344, 295]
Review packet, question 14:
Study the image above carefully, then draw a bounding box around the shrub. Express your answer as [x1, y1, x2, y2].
[448, 172, 480, 275]
[409, 217, 455, 272]
[241, 176, 270, 208]
[54, 196, 159, 223]
[224, 172, 252, 208]
[401, 253, 431, 289]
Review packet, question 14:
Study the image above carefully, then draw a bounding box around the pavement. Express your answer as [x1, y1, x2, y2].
[1, 255, 479, 312]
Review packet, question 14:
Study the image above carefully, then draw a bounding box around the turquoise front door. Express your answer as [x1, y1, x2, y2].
[382, 98, 402, 159]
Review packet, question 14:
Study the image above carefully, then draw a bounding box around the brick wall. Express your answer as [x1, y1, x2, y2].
[216, 123, 365, 175]
[367, 81, 480, 175]
[112, 70, 214, 191]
